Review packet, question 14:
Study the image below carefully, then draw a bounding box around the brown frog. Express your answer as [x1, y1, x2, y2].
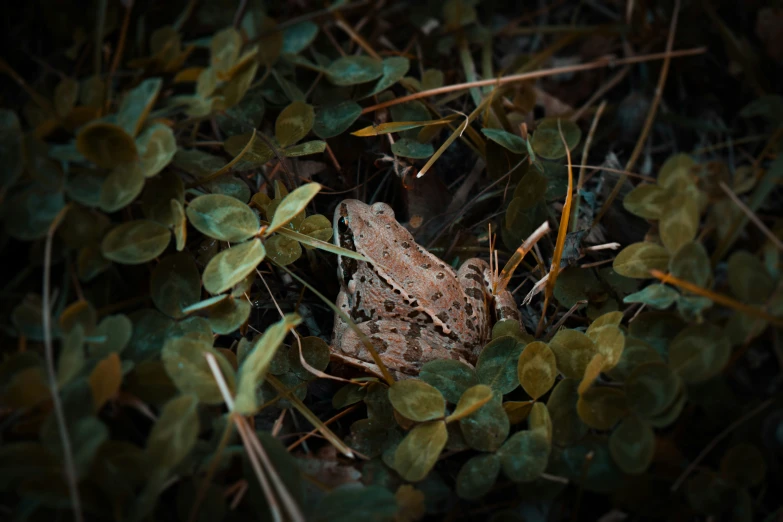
[331, 199, 522, 378]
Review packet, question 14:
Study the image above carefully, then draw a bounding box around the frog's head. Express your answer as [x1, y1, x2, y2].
[333, 199, 399, 253]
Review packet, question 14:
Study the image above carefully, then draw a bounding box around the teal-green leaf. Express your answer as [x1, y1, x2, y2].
[313, 484, 398, 522]
[99, 162, 145, 212]
[313, 101, 362, 139]
[326, 56, 384, 86]
[481, 128, 527, 154]
[101, 220, 171, 264]
[161, 337, 236, 404]
[623, 284, 679, 310]
[281, 22, 319, 54]
[3, 184, 65, 241]
[609, 416, 655, 474]
[391, 138, 433, 159]
[359, 56, 410, 98]
[207, 297, 252, 335]
[530, 118, 581, 160]
[145, 394, 200, 472]
[419, 359, 478, 404]
[476, 336, 524, 394]
[150, 252, 201, 319]
[497, 429, 551, 483]
[137, 123, 177, 178]
[117, 78, 163, 136]
[283, 140, 327, 157]
[186, 194, 260, 242]
[459, 394, 510, 452]
[456, 453, 500, 500]
[202, 239, 266, 295]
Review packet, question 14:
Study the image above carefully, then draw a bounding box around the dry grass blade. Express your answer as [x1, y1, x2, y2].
[416, 112, 469, 179]
[649, 269, 783, 327]
[186, 129, 258, 188]
[42, 204, 84, 522]
[496, 221, 551, 294]
[536, 121, 575, 337]
[718, 181, 783, 251]
[570, 101, 606, 231]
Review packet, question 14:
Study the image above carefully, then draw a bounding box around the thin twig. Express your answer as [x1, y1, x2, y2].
[42, 204, 83, 522]
[718, 181, 783, 251]
[571, 101, 607, 231]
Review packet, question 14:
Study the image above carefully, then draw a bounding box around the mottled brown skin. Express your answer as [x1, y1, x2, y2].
[332, 200, 522, 378]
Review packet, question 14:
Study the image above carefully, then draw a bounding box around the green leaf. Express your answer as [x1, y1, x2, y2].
[58, 324, 85, 387]
[89, 314, 133, 356]
[222, 132, 275, 170]
[266, 182, 322, 235]
[137, 123, 177, 178]
[151, 252, 201, 319]
[659, 182, 700, 253]
[727, 250, 775, 304]
[43, 415, 108, 479]
[76, 122, 138, 168]
[283, 140, 326, 157]
[264, 233, 303, 266]
[234, 314, 301, 414]
[459, 394, 510, 452]
[548, 329, 598, 380]
[0, 109, 23, 189]
[141, 169, 185, 226]
[391, 138, 433, 159]
[456, 454, 500, 500]
[388, 380, 445, 421]
[211, 27, 242, 74]
[612, 242, 671, 279]
[281, 22, 319, 54]
[298, 214, 333, 248]
[288, 336, 331, 380]
[623, 184, 668, 220]
[476, 336, 524, 394]
[314, 485, 398, 522]
[99, 162, 145, 212]
[670, 241, 711, 288]
[623, 284, 679, 309]
[481, 128, 527, 154]
[313, 101, 363, 139]
[609, 416, 655, 474]
[625, 363, 681, 419]
[202, 239, 266, 295]
[517, 341, 557, 400]
[117, 78, 163, 136]
[161, 337, 236, 404]
[359, 56, 411, 98]
[576, 387, 627, 430]
[657, 153, 695, 188]
[530, 118, 581, 160]
[326, 56, 384, 86]
[126, 309, 174, 362]
[547, 378, 588, 446]
[275, 101, 315, 147]
[419, 359, 478, 404]
[668, 323, 731, 383]
[101, 220, 171, 264]
[3, 184, 65, 240]
[207, 297, 252, 335]
[186, 194, 260, 242]
[88, 353, 122, 411]
[497, 429, 551, 482]
[145, 394, 200, 472]
[446, 384, 493, 422]
[394, 421, 448, 482]
[585, 322, 625, 371]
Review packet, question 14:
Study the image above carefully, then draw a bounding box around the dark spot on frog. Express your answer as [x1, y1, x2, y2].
[452, 301, 460, 310]
[403, 340, 422, 362]
[421, 263, 431, 269]
[465, 303, 474, 316]
[436, 272, 445, 280]
[408, 323, 422, 339]
[431, 291, 443, 301]
[436, 311, 449, 324]
[468, 264, 483, 274]
[500, 306, 520, 321]
[384, 300, 396, 312]
[368, 322, 380, 334]
[409, 300, 419, 307]
[465, 287, 483, 300]
[390, 327, 398, 334]
[407, 310, 420, 319]
[465, 273, 482, 283]
[369, 337, 388, 354]
[401, 241, 410, 249]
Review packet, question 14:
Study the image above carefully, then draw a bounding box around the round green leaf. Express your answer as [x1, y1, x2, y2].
[586, 324, 625, 370]
[281, 22, 319, 54]
[264, 234, 302, 266]
[202, 239, 266, 295]
[298, 214, 333, 248]
[476, 336, 524, 394]
[609, 416, 655, 474]
[101, 220, 171, 264]
[388, 380, 445, 422]
[223, 132, 274, 169]
[313, 101, 362, 139]
[283, 140, 326, 157]
[530, 118, 582, 160]
[394, 421, 448, 482]
[447, 384, 493, 422]
[117, 78, 162, 136]
[267, 182, 321, 234]
[517, 341, 557, 399]
[625, 363, 681, 419]
[727, 250, 775, 304]
[720, 443, 766, 488]
[456, 453, 500, 500]
[419, 359, 478, 404]
[275, 101, 314, 148]
[76, 122, 138, 168]
[547, 378, 588, 446]
[186, 194, 260, 242]
[623, 284, 679, 309]
[612, 242, 671, 279]
[659, 183, 700, 253]
[58, 324, 85, 387]
[146, 394, 200, 471]
[137, 123, 177, 177]
[161, 337, 236, 404]
[390, 138, 433, 159]
[548, 329, 598, 380]
[208, 297, 251, 335]
[657, 153, 695, 188]
[289, 336, 331, 380]
[126, 309, 174, 362]
[481, 128, 527, 154]
[141, 169, 185, 226]
[669, 323, 731, 383]
[359, 56, 410, 98]
[3, 184, 65, 241]
[577, 387, 627, 430]
[89, 314, 133, 357]
[669, 241, 711, 288]
[623, 184, 668, 220]
[459, 394, 510, 452]
[326, 56, 384, 86]
[100, 162, 145, 212]
[497, 429, 551, 483]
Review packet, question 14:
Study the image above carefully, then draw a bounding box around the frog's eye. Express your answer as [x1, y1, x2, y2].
[338, 216, 349, 233]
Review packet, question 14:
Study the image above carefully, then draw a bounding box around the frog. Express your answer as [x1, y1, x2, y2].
[331, 199, 523, 379]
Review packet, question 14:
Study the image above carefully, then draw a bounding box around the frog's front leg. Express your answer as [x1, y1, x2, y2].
[334, 319, 470, 379]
